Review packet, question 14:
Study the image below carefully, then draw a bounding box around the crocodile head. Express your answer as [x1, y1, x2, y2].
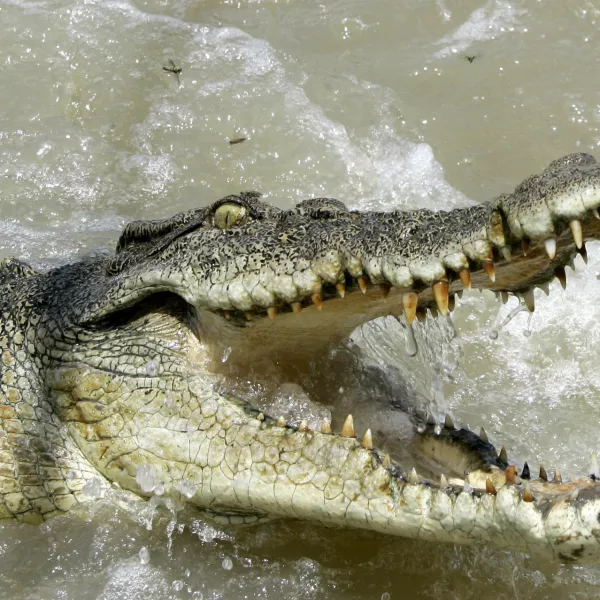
[3, 152, 600, 562]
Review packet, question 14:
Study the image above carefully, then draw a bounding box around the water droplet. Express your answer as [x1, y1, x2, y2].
[172, 580, 184, 591]
[221, 346, 232, 362]
[191, 593, 204, 599]
[184, 569, 191, 578]
[381, 593, 391, 600]
[139, 546, 150, 565]
[135, 464, 157, 494]
[222, 557, 233, 570]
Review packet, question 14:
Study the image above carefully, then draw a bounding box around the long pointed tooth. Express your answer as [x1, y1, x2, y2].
[416, 308, 427, 323]
[570, 488, 580, 501]
[569, 218, 583, 249]
[298, 420, 308, 432]
[594, 208, 600, 220]
[554, 471, 562, 484]
[545, 238, 557, 260]
[500, 291, 509, 304]
[539, 465, 548, 481]
[341, 414, 355, 438]
[522, 239, 530, 256]
[499, 446, 508, 464]
[432, 280, 449, 316]
[357, 276, 368, 294]
[408, 468, 419, 484]
[382, 454, 391, 469]
[522, 483, 534, 502]
[444, 414, 455, 430]
[276, 416, 287, 427]
[379, 283, 391, 298]
[521, 462, 531, 479]
[267, 306, 277, 319]
[506, 465, 517, 484]
[522, 288, 535, 312]
[486, 478, 497, 495]
[362, 429, 373, 450]
[335, 282, 346, 298]
[501, 246, 512, 262]
[538, 282, 549, 296]
[579, 243, 588, 264]
[291, 302, 302, 315]
[440, 474, 449, 488]
[590, 451, 600, 479]
[245, 311, 254, 321]
[402, 292, 418, 325]
[448, 295, 455, 312]
[321, 418, 332, 434]
[480, 427, 489, 443]
[429, 306, 438, 319]
[311, 293, 323, 310]
[555, 266, 567, 290]
[459, 268, 472, 290]
[482, 261, 496, 282]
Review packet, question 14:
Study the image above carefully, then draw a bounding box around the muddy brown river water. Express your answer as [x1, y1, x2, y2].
[2, 0, 600, 597]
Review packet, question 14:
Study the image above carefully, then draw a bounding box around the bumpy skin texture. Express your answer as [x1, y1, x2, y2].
[3, 154, 600, 562]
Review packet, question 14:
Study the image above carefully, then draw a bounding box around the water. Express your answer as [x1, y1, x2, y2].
[2, 0, 600, 597]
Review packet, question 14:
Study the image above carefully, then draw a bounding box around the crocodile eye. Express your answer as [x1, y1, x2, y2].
[214, 203, 247, 230]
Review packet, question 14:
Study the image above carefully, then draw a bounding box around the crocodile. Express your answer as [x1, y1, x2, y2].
[3, 152, 600, 563]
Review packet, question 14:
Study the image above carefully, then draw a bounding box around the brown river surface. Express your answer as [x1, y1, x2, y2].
[2, 0, 600, 597]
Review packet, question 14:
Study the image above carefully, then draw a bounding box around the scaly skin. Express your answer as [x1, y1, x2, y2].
[3, 153, 600, 562]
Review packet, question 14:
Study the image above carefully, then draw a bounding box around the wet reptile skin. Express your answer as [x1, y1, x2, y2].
[3, 153, 600, 562]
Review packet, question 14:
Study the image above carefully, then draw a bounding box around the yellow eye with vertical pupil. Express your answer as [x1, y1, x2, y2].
[214, 203, 247, 230]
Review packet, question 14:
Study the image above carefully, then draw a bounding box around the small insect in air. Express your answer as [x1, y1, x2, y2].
[163, 59, 183, 87]
[465, 55, 477, 63]
[228, 136, 247, 145]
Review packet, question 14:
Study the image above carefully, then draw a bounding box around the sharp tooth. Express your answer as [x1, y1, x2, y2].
[539, 465, 548, 481]
[538, 282, 549, 296]
[224, 311, 232, 320]
[267, 306, 277, 319]
[501, 246, 512, 262]
[416, 308, 427, 323]
[440, 474, 449, 488]
[594, 208, 600, 220]
[522, 239, 530, 256]
[522, 289, 535, 312]
[379, 283, 391, 297]
[357, 276, 369, 294]
[321, 418, 332, 434]
[500, 291, 509, 304]
[499, 446, 508, 464]
[291, 302, 302, 315]
[432, 280, 449, 316]
[456, 290, 463, 299]
[444, 414, 455, 430]
[245, 312, 254, 321]
[482, 260, 496, 282]
[335, 283, 346, 298]
[486, 478, 497, 495]
[569, 218, 583, 249]
[429, 306, 438, 319]
[590, 450, 600, 479]
[506, 465, 517, 484]
[402, 292, 418, 325]
[382, 454, 391, 468]
[311, 293, 323, 310]
[276, 416, 287, 427]
[341, 414, 355, 438]
[521, 462, 531, 479]
[570, 488, 580, 501]
[555, 266, 567, 290]
[554, 471, 562, 484]
[579, 243, 588, 264]
[362, 429, 373, 450]
[522, 483, 534, 502]
[480, 427, 489, 443]
[408, 468, 419, 484]
[298, 420, 308, 432]
[545, 238, 557, 260]
[448, 294, 455, 312]
[459, 268, 472, 290]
